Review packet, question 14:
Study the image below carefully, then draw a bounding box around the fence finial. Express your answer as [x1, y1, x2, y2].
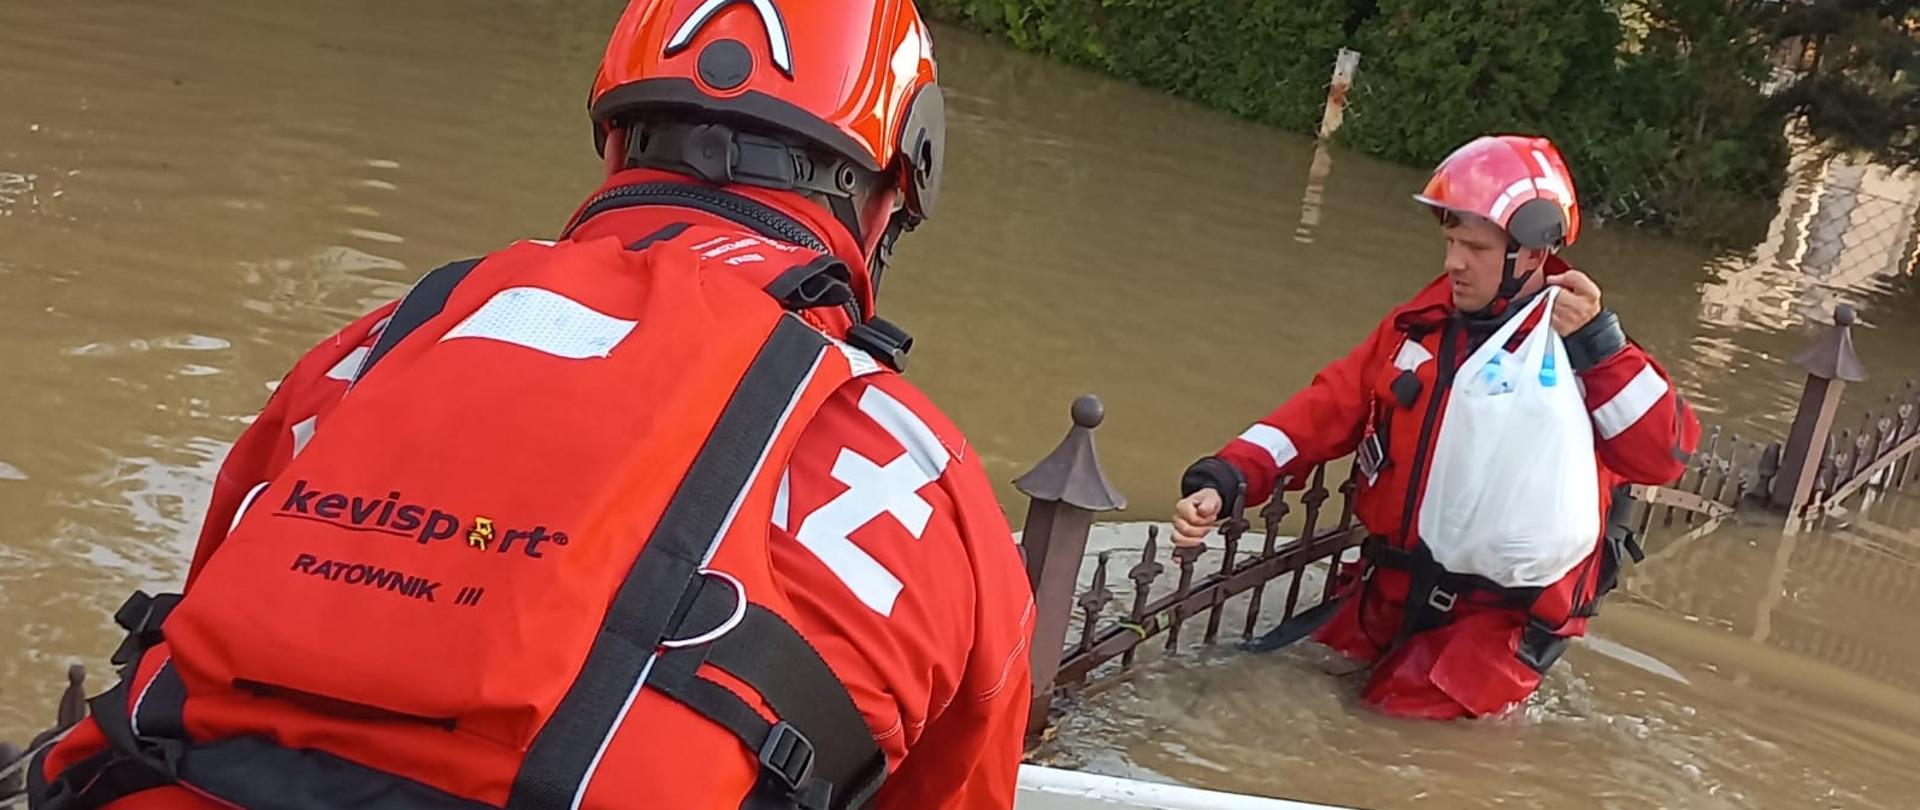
[1014, 395, 1128, 512]
[1015, 395, 1126, 750]
[1794, 303, 1867, 383]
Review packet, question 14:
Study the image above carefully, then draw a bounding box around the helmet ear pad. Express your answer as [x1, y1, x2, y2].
[896, 84, 945, 226]
[1507, 198, 1567, 249]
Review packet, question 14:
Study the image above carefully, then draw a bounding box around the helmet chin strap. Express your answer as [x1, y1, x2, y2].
[1469, 238, 1539, 319]
[866, 208, 912, 304]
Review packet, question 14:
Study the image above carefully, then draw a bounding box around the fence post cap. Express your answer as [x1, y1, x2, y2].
[1071, 395, 1104, 429]
[1014, 395, 1128, 512]
[1794, 304, 1867, 383]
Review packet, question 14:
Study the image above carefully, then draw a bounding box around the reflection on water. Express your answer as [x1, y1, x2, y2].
[2, 1, 1919, 807]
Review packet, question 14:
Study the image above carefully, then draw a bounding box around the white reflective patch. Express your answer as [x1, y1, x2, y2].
[526, 239, 557, 247]
[440, 287, 636, 360]
[290, 415, 317, 457]
[724, 253, 766, 266]
[1393, 340, 1433, 372]
[787, 386, 951, 616]
[830, 337, 883, 378]
[326, 347, 370, 381]
[1592, 364, 1669, 440]
[1237, 423, 1298, 470]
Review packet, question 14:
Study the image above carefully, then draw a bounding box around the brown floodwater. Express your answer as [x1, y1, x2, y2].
[2, 0, 1918, 807]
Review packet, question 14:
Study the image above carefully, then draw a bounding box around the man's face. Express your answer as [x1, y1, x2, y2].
[1441, 213, 1535, 312]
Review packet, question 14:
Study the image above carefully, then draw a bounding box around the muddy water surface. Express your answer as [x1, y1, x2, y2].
[3, 1, 1919, 807]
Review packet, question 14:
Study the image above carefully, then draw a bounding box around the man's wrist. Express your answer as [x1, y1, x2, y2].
[1180, 457, 1243, 501]
[1565, 307, 1627, 371]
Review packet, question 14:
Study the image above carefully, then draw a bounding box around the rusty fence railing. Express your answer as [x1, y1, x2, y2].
[1050, 466, 1365, 689]
[1768, 305, 1920, 523]
[1624, 304, 1918, 539]
[1010, 396, 1369, 747]
[1623, 420, 1779, 547]
[1802, 382, 1920, 519]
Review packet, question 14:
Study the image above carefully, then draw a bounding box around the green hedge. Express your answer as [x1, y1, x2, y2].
[924, 0, 1790, 242]
[927, 0, 1350, 133]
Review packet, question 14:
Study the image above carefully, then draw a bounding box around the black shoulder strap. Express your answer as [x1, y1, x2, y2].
[352, 258, 483, 384]
[507, 316, 831, 810]
[647, 583, 886, 810]
[701, 608, 883, 808]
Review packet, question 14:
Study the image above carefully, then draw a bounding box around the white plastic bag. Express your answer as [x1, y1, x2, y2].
[1417, 288, 1600, 588]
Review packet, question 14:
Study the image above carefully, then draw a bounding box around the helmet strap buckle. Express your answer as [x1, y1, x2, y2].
[678, 123, 741, 184]
[627, 120, 869, 201]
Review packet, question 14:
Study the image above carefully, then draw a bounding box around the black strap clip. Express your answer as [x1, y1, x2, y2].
[845, 318, 912, 372]
[110, 591, 181, 669]
[758, 721, 818, 794]
[765, 257, 854, 312]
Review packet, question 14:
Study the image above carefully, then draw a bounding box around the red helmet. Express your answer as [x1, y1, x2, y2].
[1414, 135, 1581, 249]
[588, 0, 945, 229]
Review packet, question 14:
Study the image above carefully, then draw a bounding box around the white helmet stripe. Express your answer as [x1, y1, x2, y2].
[1530, 150, 1572, 203]
[666, 0, 793, 77]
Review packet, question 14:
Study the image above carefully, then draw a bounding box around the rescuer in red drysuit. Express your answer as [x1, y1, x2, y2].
[1171, 135, 1701, 720]
[30, 0, 1035, 807]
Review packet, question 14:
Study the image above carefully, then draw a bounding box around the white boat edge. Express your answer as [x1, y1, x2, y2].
[1015, 765, 1354, 810]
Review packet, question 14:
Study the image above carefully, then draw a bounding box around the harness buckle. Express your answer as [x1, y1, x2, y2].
[758, 721, 817, 792]
[1426, 587, 1457, 613]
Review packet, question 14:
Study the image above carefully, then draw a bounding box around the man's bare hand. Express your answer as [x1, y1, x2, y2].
[1172, 489, 1222, 548]
[1548, 270, 1602, 336]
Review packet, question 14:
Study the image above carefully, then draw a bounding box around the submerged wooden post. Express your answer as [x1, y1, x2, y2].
[1295, 144, 1335, 245]
[1015, 395, 1126, 747]
[1317, 49, 1362, 141]
[1771, 304, 1867, 514]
